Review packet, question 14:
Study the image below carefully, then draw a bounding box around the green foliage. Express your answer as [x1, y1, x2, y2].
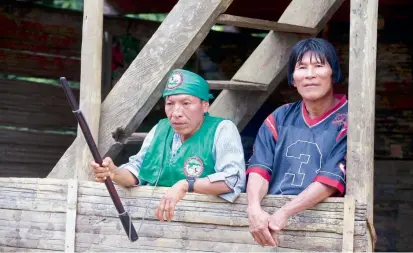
[35, 0, 83, 11]
[0, 125, 76, 136]
[126, 13, 167, 22]
[0, 73, 80, 88]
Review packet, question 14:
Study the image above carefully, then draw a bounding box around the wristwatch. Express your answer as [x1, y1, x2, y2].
[186, 177, 196, 192]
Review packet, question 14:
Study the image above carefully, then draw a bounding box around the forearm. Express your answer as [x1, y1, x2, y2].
[279, 181, 337, 217]
[191, 177, 232, 195]
[177, 177, 232, 195]
[246, 173, 269, 208]
[112, 168, 138, 187]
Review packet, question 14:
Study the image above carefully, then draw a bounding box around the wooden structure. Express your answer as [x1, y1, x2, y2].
[0, 177, 371, 252]
[0, 0, 382, 251]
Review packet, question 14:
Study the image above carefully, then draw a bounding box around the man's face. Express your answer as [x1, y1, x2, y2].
[165, 94, 209, 140]
[293, 51, 334, 101]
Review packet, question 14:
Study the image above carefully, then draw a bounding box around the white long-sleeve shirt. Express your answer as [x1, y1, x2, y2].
[119, 119, 246, 202]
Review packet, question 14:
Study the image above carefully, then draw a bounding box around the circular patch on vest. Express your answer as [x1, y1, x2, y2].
[183, 156, 204, 177]
[166, 71, 184, 90]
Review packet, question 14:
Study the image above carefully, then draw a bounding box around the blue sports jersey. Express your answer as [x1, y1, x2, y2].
[246, 94, 348, 196]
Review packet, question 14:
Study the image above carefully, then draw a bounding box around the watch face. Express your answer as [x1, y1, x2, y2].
[183, 156, 204, 178]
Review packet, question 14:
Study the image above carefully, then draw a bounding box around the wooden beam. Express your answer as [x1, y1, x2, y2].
[124, 132, 148, 145]
[0, 128, 74, 178]
[208, 80, 268, 91]
[48, 0, 233, 179]
[103, 0, 122, 16]
[75, 0, 104, 181]
[346, 0, 378, 251]
[216, 14, 318, 34]
[64, 179, 78, 252]
[0, 2, 159, 79]
[209, 0, 345, 129]
[0, 49, 80, 81]
[101, 31, 113, 101]
[0, 79, 78, 130]
[342, 195, 356, 252]
[0, 177, 371, 252]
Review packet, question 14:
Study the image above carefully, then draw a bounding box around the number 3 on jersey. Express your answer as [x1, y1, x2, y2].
[279, 140, 322, 194]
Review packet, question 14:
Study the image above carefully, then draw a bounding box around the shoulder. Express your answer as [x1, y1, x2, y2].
[212, 119, 242, 145]
[215, 119, 239, 135]
[264, 101, 301, 126]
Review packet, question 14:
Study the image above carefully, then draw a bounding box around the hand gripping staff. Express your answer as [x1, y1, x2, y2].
[60, 77, 138, 242]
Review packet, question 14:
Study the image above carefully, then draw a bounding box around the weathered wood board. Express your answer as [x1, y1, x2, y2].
[0, 129, 74, 178]
[0, 79, 78, 131]
[75, 0, 104, 181]
[48, 0, 234, 180]
[209, 0, 345, 129]
[0, 177, 369, 252]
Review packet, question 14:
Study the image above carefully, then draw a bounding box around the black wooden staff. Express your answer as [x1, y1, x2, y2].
[60, 77, 138, 242]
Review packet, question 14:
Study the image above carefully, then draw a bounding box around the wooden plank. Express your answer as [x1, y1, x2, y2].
[48, 0, 234, 179]
[124, 132, 148, 144]
[0, 230, 64, 251]
[101, 31, 113, 101]
[0, 246, 59, 252]
[74, 0, 103, 181]
[216, 14, 318, 34]
[209, 0, 345, 129]
[0, 6, 81, 57]
[208, 80, 268, 91]
[342, 195, 356, 252]
[0, 177, 370, 252]
[74, 217, 367, 252]
[0, 3, 160, 58]
[0, 128, 74, 178]
[64, 180, 78, 252]
[346, 1, 378, 251]
[0, 49, 80, 81]
[0, 79, 78, 130]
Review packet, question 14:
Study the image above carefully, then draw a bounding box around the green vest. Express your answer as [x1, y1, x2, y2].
[138, 115, 224, 186]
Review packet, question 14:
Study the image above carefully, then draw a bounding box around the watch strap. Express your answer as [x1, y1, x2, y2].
[187, 177, 195, 192]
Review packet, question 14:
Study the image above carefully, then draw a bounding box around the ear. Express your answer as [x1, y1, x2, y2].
[202, 101, 210, 113]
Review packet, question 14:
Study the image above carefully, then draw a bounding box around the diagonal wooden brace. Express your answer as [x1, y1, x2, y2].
[48, 0, 233, 180]
[209, 0, 345, 129]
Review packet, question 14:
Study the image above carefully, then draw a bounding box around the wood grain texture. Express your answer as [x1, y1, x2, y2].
[64, 180, 78, 252]
[209, 0, 345, 129]
[0, 2, 159, 58]
[0, 177, 370, 252]
[75, 0, 103, 181]
[216, 14, 318, 34]
[346, 0, 378, 244]
[0, 79, 78, 130]
[207, 80, 269, 91]
[342, 195, 356, 252]
[49, 0, 234, 179]
[0, 128, 74, 178]
[0, 49, 80, 81]
[125, 133, 148, 145]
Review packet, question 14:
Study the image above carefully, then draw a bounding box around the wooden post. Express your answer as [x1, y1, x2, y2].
[346, 0, 378, 251]
[65, 179, 78, 252]
[209, 0, 345, 129]
[48, 0, 233, 179]
[101, 31, 113, 101]
[341, 195, 356, 252]
[75, 0, 104, 181]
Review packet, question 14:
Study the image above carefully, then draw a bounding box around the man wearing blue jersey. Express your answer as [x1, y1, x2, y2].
[246, 38, 348, 247]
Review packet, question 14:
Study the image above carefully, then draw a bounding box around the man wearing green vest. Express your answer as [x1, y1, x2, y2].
[90, 69, 246, 222]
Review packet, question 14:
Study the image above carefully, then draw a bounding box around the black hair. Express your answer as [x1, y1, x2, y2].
[287, 38, 342, 86]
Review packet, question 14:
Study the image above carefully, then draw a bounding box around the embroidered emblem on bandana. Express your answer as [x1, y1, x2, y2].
[183, 156, 204, 177]
[166, 71, 184, 90]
